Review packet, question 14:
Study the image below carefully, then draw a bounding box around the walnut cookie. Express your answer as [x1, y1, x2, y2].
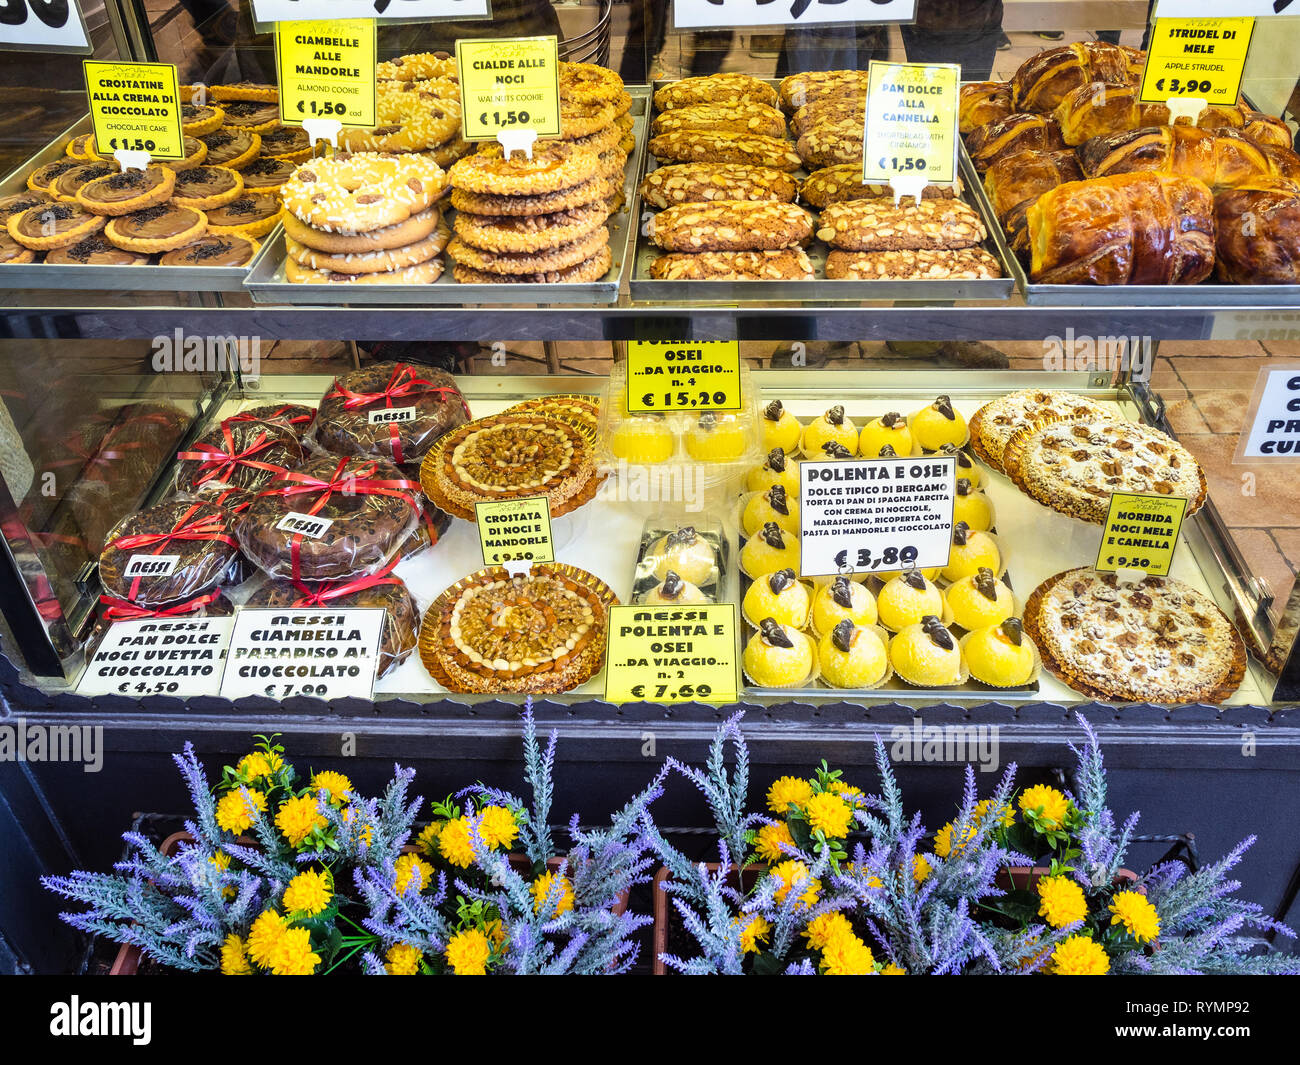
[648, 200, 814, 252]
[451, 244, 612, 285]
[449, 175, 615, 217]
[281, 152, 447, 232]
[448, 140, 600, 197]
[447, 224, 609, 275]
[452, 202, 608, 254]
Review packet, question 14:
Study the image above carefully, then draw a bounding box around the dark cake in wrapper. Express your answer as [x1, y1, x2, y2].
[98, 499, 240, 606]
[224, 404, 317, 439]
[175, 418, 302, 495]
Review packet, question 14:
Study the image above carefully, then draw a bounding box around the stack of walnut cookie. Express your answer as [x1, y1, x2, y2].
[444, 62, 632, 284]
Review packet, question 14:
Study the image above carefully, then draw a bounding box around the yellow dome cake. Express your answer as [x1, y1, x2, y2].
[746, 447, 801, 495]
[610, 415, 675, 464]
[859, 412, 913, 458]
[801, 405, 858, 457]
[946, 567, 1016, 631]
[952, 478, 995, 532]
[910, 395, 968, 451]
[938, 443, 987, 489]
[810, 574, 877, 636]
[877, 568, 945, 632]
[648, 526, 717, 584]
[685, 411, 748, 461]
[964, 618, 1037, 687]
[742, 568, 810, 629]
[743, 617, 816, 688]
[643, 570, 710, 605]
[739, 522, 800, 579]
[890, 615, 964, 687]
[761, 399, 802, 454]
[815, 440, 856, 461]
[941, 521, 1000, 583]
[742, 483, 800, 536]
[819, 620, 889, 690]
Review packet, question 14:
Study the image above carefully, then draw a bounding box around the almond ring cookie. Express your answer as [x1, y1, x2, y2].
[170, 165, 244, 210]
[285, 257, 443, 284]
[451, 243, 612, 285]
[283, 204, 442, 251]
[285, 217, 450, 274]
[338, 96, 462, 153]
[449, 175, 613, 217]
[559, 61, 625, 105]
[377, 52, 457, 82]
[105, 204, 207, 252]
[448, 140, 599, 196]
[453, 202, 608, 254]
[75, 166, 176, 215]
[181, 103, 224, 136]
[282, 152, 447, 232]
[7, 202, 105, 250]
[447, 225, 608, 275]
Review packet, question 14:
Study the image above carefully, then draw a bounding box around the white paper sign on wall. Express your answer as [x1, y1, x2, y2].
[673, 0, 916, 30]
[0, 0, 92, 54]
[251, 0, 489, 23]
[1154, 0, 1298, 16]
[1237, 366, 1300, 460]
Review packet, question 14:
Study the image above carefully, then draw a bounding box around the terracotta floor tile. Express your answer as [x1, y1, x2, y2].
[1193, 390, 1259, 435]
[1261, 341, 1300, 359]
[1159, 341, 1269, 358]
[1270, 529, 1300, 579]
[1164, 397, 1212, 435]
[1182, 434, 1300, 528]
[1227, 530, 1296, 614]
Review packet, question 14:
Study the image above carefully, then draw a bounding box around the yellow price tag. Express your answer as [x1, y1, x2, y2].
[861, 61, 960, 188]
[625, 340, 742, 414]
[275, 18, 377, 128]
[474, 496, 555, 567]
[1095, 492, 1190, 577]
[603, 604, 739, 704]
[1139, 18, 1255, 106]
[456, 35, 560, 141]
[82, 61, 184, 160]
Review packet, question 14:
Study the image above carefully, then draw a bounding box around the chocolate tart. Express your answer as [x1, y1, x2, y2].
[181, 103, 224, 137]
[158, 233, 258, 266]
[7, 201, 105, 250]
[175, 418, 302, 494]
[0, 230, 35, 263]
[45, 232, 150, 265]
[75, 166, 175, 216]
[27, 158, 82, 194]
[221, 100, 280, 133]
[65, 133, 99, 160]
[210, 82, 278, 103]
[1023, 567, 1246, 704]
[421, 411, 600, 521]
[170, 165, 242, 209]
[169, 136, 210, 172]
[0, 191, 50, 222]
[201, 128, 261, 170]
[98, 499, 240, 607]
[239, 155, 295, 193]
[48, 161, 115, 202]
[203, 193, 281, 238]
[104, 203, 207, 252]
[419, 564, 616, 694]
[259, 126, 312, 160]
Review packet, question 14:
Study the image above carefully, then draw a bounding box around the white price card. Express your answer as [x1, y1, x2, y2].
[77, 616, 236, 699]
[673, 0, 915, 30]
[219, 607, 384, 702]
[1236, 366, 1300, 460]
[798, 455, 957, 578]
[1154, 0, 1295, 16]
[0, 0, 91, 54]
[252, 0, 488, 23]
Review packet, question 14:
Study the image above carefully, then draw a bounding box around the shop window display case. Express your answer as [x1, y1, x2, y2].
[0, 0, 1299, 972]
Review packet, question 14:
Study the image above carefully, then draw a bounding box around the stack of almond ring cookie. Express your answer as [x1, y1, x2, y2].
[444, 62, 629, 285]
[280, 151, 450, 284]
[373, 51, 471, 170]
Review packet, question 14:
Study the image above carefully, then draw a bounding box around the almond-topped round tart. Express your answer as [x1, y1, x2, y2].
[421, 412, 600, 521]
[1024, 567, 1246, 703]
[48, 161, 116, 202]
[181, 103, 225, 136]
[45, 232, 151, 265]
[158, 232, 259, 266]
[1002, 415, 1207, 525]
[968, 388, 1112, 473]
[503, 394, 600, 443]
[220, 100, 280, 133]
[204, 193, 281, 238]
[104, 203, 207, 252]
[201, 128, 261, 170]
[169, 165, 243, 209]
[419, 564, 616, 694]
[75, 165, 176, 215]
[7, 201, 105, 250]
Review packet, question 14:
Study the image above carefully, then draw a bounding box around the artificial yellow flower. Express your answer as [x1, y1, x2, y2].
[311, 770, 352, 804]
[974, 798, 1015, 829]
[820, 932, 875, 975]
[275, 793, 327, 848]
[282, 869, 332, 917]
[738, 914, 771, 954]
[476, 805, 519, 851]
[770, 860, 821, 907]
[913, 853, 932, 884]
[753, 822, 796, 863]
[484, 919, 507, 952]
[1050, 933, 1111, 975]
[438, 817, 477, 869]
[1019, 785, 1071, 830]
[236, 751, 282, 780]
[766, 776, 814, 815]
[220, 933, 252, 975]
[933, 819, 975, 859]
[1037, 875, 1088, 929]
[1109, 890, 1161, 944]
[268, 926, 320, 975]
[880, 962, 906, 975]
[417, 822, 444, 856]
[215, 788, 267, 834]
[208, 850, 236, 899]
[847, 862, 884, 889]
[531, 871, 576, 916]
[805, 791, 853, 838]
[803, 911, 854, 951]
[245, 909, 288, 969]
[832, 782, 864, 803]
[385, 942, 422, 975]
[445, 928, 491, 975]
[394, 853, 433, 896]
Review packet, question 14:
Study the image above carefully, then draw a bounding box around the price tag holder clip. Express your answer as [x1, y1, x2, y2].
[302, 118, 342, 149]
[113, 149, 152, 173]
[497, 128, 537, 160]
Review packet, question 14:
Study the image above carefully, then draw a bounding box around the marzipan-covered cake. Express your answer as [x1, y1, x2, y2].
[1024, 567, 1245, 703]
[420, 564, 615, 693]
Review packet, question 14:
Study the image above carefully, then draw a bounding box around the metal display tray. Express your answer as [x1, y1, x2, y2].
[627, 79, 1016, 303]
[244, 87, 651, 306]
[0, 116, 254, 293]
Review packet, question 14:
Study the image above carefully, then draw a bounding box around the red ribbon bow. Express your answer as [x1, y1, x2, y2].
[324, 363, 469, 465]
[108, 502, 237, 601]
[100, 588, 223, 621]
[177, 425, 289, 488]
[286, 556, 401, 607]
[226, 405, 313, 428]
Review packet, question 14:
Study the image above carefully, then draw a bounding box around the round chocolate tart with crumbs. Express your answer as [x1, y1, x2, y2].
[159, 233, 259, 266]
[170, 165, 242, 209]
[99, 499, 239, 607]
[239, 156, 295, 191]
[105, 203, 206, 252]
[48, 161, 115, 202]
[204, 194, 281, 237]
[221, 100, 280, 131]
[75, 166, 175, 215]
[201, 128, 261, 169]
[237, 454, 421, 581]
[7, 201, 105, 250]
[27, 158, 81, 193]
[260, 126, 312, 158]
[181, 103, 224, 136]
[45, 232, 150, 265]
[0, 191, 50, 222]
[0, 229, 36, 263]
[419, 564, 616, 694]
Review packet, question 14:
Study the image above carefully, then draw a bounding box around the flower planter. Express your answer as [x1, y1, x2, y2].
[651, 863, 766, 976]
[997, 865, 1139, 892]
